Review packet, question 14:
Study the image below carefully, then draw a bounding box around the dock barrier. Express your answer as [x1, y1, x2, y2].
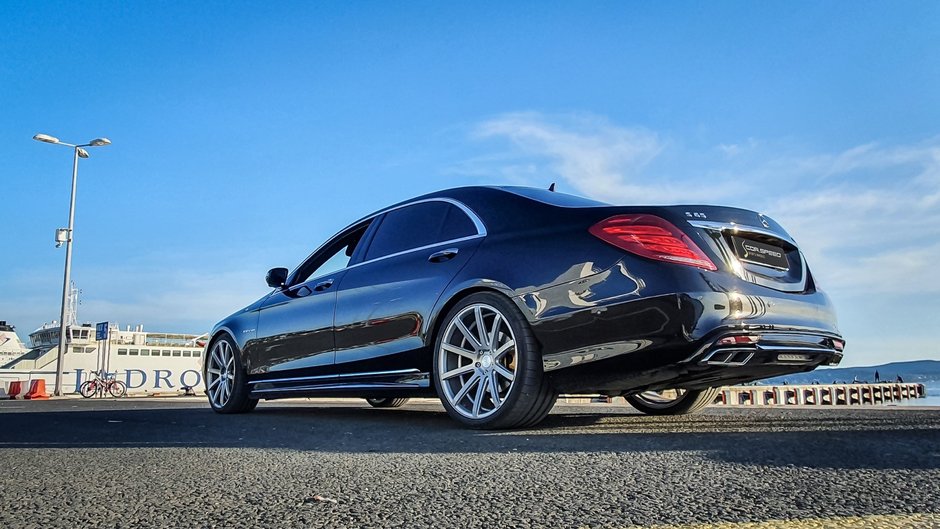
[561, 382, 928, 407]
[6, 380, 24, 399]
[713, 382, 927, 407]
[23, 379, 50, 400]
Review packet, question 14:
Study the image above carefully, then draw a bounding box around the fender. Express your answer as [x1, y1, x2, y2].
[424, 277, 525, 348]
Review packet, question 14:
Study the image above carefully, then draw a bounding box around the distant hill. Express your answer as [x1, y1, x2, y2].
[760, 360, 940, 385]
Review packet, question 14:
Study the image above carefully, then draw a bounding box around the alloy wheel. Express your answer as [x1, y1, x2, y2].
[631, 389, 688, 409]
[438, 303, 518, 419]
[207, 339, 236, 408]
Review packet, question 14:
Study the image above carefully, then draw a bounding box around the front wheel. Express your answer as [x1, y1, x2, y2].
[625, 388, 720, 416]
[205, 336, 257, 414]
[108, 381, 127, 398]
[433, 292, 556, 429]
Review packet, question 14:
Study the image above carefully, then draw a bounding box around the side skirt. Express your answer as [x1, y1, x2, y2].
[247, 368, 431, 400]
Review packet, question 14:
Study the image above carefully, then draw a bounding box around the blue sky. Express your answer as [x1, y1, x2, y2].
[1, 2, 938, 367]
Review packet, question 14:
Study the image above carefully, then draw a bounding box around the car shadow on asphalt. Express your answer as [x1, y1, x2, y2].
[1, 401, 938, 470]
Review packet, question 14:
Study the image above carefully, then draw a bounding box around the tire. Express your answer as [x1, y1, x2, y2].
[79, 380, 96, 398]
[366, 397, 410, 408]
[205, 335, 257, 414]
[625, 387, 720, 416]
[433, 292, 556, 429]
[108, 381, 127, 398]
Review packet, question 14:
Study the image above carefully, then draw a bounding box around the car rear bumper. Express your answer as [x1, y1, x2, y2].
[519, 265, 843, 394]
[541, 324, 843, 394]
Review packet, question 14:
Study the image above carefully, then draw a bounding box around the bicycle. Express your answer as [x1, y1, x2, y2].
[79, 370, 127, 398]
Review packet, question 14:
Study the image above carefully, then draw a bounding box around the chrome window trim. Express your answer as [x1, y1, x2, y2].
[284, 197, 486, 289]
[248, 368, 421, 386]
[376, 197, 486, 237]
[346, 234, 483, 271]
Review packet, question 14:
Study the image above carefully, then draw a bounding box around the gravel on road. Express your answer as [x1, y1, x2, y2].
[1, 399, 938, 528]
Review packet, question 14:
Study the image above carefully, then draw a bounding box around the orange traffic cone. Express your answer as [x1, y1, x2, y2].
[24, 379, 50, 400]
[7, 380, 23, 399]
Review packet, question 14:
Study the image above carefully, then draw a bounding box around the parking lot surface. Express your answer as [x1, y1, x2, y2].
[0, 398, 938, 528]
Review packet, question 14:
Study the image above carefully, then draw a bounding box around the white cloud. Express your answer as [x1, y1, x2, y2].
[0, 262, 270, 342]
[77, 268, 268, 334]
[470, 112, 725, 203]
[467, 112, 940, 298]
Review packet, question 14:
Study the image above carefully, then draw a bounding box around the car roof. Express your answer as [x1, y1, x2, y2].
[342, 185, 610, 237]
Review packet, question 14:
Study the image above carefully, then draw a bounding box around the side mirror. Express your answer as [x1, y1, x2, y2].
[265, 267, 289, 288]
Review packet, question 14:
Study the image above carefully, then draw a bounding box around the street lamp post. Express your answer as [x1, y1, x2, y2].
[33, 133, 111, 396]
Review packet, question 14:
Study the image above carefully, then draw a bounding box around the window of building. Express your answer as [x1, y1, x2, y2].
[118, 349, 128, 356]
[129, 349, 139, 356]
[182, 351, 192, 357]
[172, 350, 182, 357]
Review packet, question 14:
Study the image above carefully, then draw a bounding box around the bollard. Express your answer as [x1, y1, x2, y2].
[7, 380, 23, 399]
[803, 388, 816, 405]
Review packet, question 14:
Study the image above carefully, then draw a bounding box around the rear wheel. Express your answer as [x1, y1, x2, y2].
[366, 397, 410, 408]
[433, 292, 556, 429]
[206, 336, 257, 414]
[625, 387, 719, 415]
[79, 380, 96, 398]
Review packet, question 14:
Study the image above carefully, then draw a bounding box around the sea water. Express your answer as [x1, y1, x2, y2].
[894, 381, 940, 407]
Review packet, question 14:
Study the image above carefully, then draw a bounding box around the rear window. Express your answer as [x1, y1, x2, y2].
[501, 187, 609, 207]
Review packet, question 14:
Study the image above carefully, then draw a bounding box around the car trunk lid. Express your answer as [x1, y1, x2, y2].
[663, 205, 809, 293]
[588, 205, 811, 293]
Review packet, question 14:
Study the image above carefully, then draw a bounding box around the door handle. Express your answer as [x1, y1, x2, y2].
[314, 279, 334, 291]
[428, 248, 459, 263]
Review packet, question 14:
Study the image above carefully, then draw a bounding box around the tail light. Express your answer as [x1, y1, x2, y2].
[589, 214, 717, 271]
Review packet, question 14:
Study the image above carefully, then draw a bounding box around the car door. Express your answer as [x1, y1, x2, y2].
[250, 222, 370, 378]
[332, 199, 485, 375]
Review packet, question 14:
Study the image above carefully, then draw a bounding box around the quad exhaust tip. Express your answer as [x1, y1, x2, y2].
[700, 333, 840, 367]
[702, 349, 755, 366]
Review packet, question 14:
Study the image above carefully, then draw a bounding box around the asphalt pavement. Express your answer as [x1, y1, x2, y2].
[0, 398, 938, 528]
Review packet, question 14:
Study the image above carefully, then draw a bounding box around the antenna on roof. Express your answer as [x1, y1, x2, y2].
[548, 182, 556, 192]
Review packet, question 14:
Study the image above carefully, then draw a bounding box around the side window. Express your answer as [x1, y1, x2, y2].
[439, 204, 477, 242]
[292, 222, 369, 285]
[365, 202, 478, 261]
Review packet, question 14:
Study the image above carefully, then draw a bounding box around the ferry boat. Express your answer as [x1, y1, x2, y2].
[1, 321, 207, 394]
[0, 321, 29, 366]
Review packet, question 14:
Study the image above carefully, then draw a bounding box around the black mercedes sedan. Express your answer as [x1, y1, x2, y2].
[205, 186, 843, 428]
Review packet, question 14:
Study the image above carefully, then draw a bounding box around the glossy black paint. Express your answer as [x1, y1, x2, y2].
[207, 186, 843, 400]
[265, 267, 288, 288]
